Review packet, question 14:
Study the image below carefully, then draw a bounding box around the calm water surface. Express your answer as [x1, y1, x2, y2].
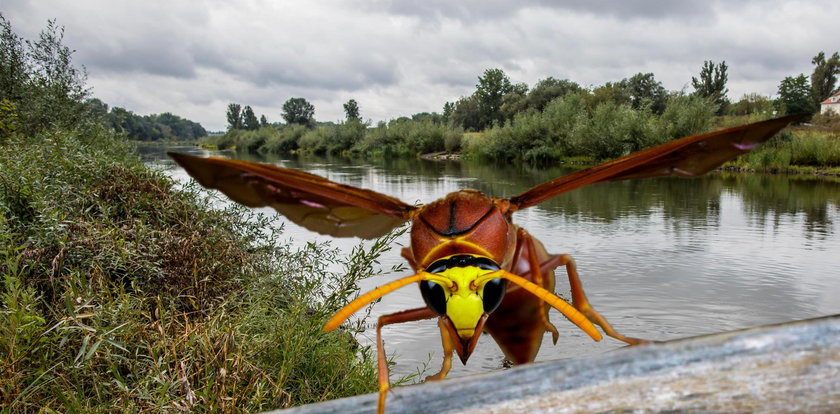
[140, 144, 840, 379]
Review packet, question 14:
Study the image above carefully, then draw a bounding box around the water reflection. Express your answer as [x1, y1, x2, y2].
[143, 144, 840, 379]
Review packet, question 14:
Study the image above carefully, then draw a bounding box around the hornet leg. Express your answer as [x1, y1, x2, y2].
[540, 254, 647, 345]
[375, 307, 438, 413]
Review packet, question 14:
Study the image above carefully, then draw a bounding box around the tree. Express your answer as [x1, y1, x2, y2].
[442, 101, 454, 124]
[475, 68, 512, 129]
[0, 15, 28, 103]
[450, 95, 482, 131]
[242, 105, 259, 130]
[259, 114, 268, 127]
[281, 97, 315, 127]
[728, 93, 774, 116]
[343, 99, 360, 122]
[500, 82, 529, 121]
[226, 103, 242, 130]
[106, 107, 206, 141]
[587, 81, 631, 110]
[84, 97, 109, 120]
[525, 77, 582, 112]
[622, 73, 667, 114]
[692, 60, 729, 115]
[810, 51, 840, 103]
[777, 74, 818, 115]
[1, 17, 90, 135]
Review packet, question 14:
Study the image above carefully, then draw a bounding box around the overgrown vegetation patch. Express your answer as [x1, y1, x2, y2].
[1, 15, 384, 412]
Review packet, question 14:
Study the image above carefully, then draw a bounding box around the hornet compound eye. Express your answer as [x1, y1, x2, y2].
[481, 278, 507, 313]
[420, 281, 447, 316]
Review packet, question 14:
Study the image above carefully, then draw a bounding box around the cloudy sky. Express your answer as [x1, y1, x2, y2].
[4, 0, 837, 131]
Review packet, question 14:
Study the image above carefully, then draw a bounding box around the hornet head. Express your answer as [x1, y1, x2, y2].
[419, 254, 508, 364]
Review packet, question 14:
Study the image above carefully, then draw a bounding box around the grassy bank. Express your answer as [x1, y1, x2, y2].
[723, 114, 840, 175]
[201, 118, 463, 158]
[1, 125, 388, 412]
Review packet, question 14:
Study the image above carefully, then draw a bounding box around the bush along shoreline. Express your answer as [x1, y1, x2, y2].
[203, 112, 840, 178]
[204, 91, 840, 177]
[1, 125, 402, 412]
[1, 15, 385, 412]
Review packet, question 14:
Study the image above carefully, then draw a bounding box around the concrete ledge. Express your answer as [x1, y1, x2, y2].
[275, 315, 840, 413]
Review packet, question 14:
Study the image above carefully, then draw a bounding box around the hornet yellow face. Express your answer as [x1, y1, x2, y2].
[323, 254, 601, 363]
[419, 255, 508, 364]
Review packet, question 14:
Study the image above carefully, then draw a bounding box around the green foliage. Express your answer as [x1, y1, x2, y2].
[298, 120, 367, 155]
[499, 82, 529, 121]
[0, 98, 19, 141]
[0, 15, 90, 136]
[0, 125, 385, 411]
[578, 101, 653, 158]
[260, 124, 307, 153]
[216, 113, 463, 157]
[107, 107, 207, 141]
[343, 99, 361, 122]
[450, 94, 482, 132]
[463, 92, 717, 163]
[298, 125, 333, 155]
[242, 105, 259, 130]
[525, 77, 583, 113]
[657, 93, 717, 139]
[353, 118, 460, 157]
[441, 101, 454, 124]
[789, 131, 840, 166]
[622, 73, 668, 114]
[226, 103, 243, 130]
[282, 97, 315, 127]
[586, 82, 632, 110]
[692, 60, 730, 115]
[0, 16, 386, 411]
[0, 17, 27, 104]
[778, 74, 818, 115]
[0, 15, 204, 142]
[475, 68, 512, 129]
[727, 93, 776, 116]
[810, 51, 840, 103]
[728, 129, 840, 172]
[444, 130, 462, 153]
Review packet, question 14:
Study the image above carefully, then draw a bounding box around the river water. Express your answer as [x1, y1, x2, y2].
[139, 144, 840, 380]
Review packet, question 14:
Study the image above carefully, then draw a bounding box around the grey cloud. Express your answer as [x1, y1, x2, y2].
[5, 0, 837, 132]
[79, 40, 197, 79]
[357, 0, 720, 23]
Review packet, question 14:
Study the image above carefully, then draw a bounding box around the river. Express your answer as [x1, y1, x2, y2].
[139, 144, 840, 380]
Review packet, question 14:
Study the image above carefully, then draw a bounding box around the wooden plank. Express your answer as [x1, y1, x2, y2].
[275, 315, 840, 413]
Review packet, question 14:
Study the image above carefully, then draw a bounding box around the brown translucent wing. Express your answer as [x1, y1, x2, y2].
[168, 152, 417, 239]
[510, 114, 806, 210]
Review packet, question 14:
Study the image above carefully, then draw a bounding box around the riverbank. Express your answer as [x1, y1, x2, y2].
[205, 112, 840, 178]
[0, 127, 383, 412]
[419, 121, 840, 177]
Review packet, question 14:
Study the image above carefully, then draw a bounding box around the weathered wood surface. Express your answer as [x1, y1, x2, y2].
[275, 315, 840, 413]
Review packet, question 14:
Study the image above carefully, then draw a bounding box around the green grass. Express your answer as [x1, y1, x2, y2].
[1, 126, 391, 412]
[725, 128, 840, 174]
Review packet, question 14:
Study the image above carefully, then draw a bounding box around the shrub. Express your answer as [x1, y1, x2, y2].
[789, 131, 840, 167]
[0, 127, 385, 411]
[352, 119, 458, 156]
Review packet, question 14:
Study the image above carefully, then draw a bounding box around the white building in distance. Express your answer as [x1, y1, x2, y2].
[821, 90, 840, 115]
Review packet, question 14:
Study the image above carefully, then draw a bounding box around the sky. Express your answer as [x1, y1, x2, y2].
[3, 0, 838, 132]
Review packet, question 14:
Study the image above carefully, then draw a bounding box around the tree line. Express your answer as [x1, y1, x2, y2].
[1, 14, 206, 142]
[95, 99, 207, 142]
[211, 52, 838, 162]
